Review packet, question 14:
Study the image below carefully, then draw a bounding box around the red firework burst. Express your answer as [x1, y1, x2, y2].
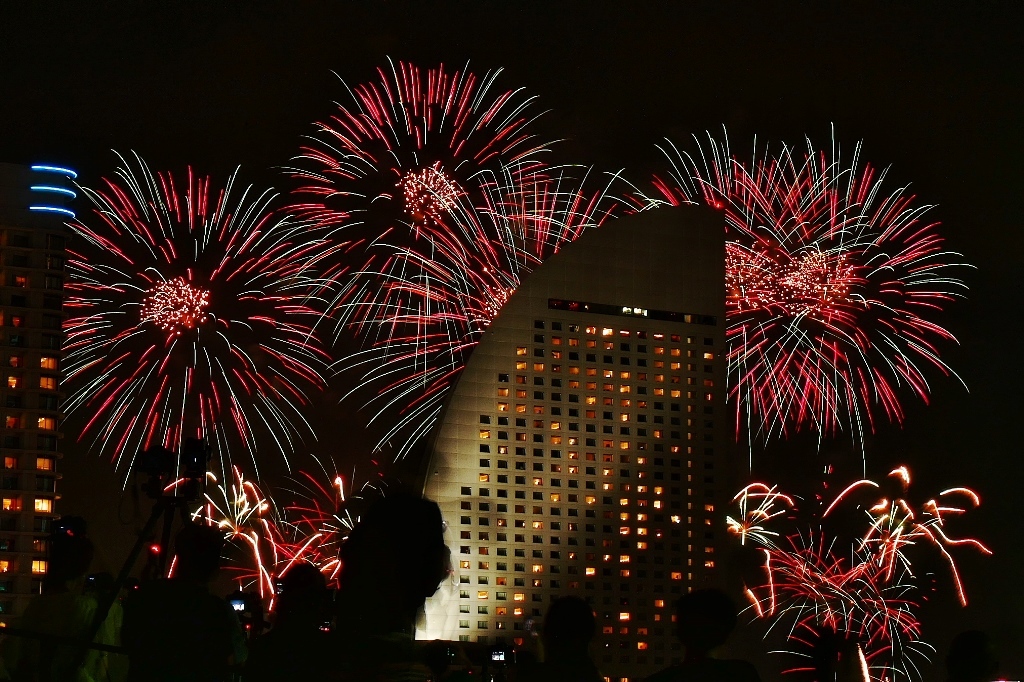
[648, 133, 969, 448]
[63, 153, 331, 475]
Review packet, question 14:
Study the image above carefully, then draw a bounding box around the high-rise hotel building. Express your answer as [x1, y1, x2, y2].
[419, 206, 727, 681]
[0, 163, 74, 623]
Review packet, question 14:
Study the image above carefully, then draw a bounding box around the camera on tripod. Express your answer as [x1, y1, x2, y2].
[137, 437, 210, 502]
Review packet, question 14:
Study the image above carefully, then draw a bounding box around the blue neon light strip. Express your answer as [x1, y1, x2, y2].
[30, 165, 78, 179]
[29, 206, 76, 218]
[30, 185, 77, 199]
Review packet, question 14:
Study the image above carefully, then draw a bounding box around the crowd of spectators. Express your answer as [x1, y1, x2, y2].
[0, 494, 1002, 682]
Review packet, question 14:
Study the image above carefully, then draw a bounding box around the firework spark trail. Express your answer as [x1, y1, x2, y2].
[643, 131, 970, 454]
[63, 153, 331, 478]
[823, 467, 992, 606]
[726, 483, 797, 548]
[196, 468, 281, 606]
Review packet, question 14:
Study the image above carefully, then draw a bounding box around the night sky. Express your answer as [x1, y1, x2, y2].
[1, 1, 1021, 676]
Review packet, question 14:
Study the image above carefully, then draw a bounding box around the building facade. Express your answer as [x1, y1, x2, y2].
[0, 163, 74, 623]
[419, 207, 727, 681]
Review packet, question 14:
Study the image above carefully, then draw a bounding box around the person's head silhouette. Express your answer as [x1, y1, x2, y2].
[172, 522, 225, 584]
[674, 588, 737, 659]
[542, 596, 596, 661]
[46, 531, 94, 592]
[274, 561, 329, 629]
[946, 630, 999, 682]
[337, 492, 450, 636]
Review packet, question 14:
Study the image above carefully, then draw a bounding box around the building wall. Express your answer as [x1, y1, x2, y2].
[419, 207, 727, 681]
[0, 163, 74, 623]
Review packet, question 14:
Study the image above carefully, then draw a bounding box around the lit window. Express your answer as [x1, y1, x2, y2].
[585, 567, 596, 576]
[37, 417, 57, 431]
[601, 328, 613, 336]
[6, 377, 19, 389]
[637, 642, 648, 650]
[39, 357, 58, 370]
[516, 347, 527, 356]
[619, 612, 630, 621]
[39, 377, 56, 390]
[480, 430, 491, 439]
[498, 402, 509, 411]
[36, 457, 54, 471]
[703, 352, 714, 360]
[479, 474, 490, 482]
[477, 591, 489, 600]
[670, 571, 683, 580]
[513, 593, 525, 602]
[34, 498, 52, 513]
[498, 388, 509, 397]
[516, 361, 527, 370]
[1, 499, 20, 512]
[3, 458, 16, 470]
[0, 561, 8, 573]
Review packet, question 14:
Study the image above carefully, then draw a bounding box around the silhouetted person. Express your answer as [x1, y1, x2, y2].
[644, 589, 760, 682]
[243, 562, 338, 682]
[333, 493, 450, 682]
[1, 528, 122, 682]
[946, 631, 999, 682]
[122, 523, 246, 682]
[518, 596, 601, 682]
[803, 627, 869, 682]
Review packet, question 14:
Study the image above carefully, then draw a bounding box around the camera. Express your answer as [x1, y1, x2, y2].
[226, 589, 264, 636]
[490, 647, 513, 666]
[137, 438, 210, 501]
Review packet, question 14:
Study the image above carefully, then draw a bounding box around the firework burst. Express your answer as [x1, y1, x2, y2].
[644, 131, 969, 451]
[746, 531, 928, 682]
[333, 166, 614, 457]
[823, 467, 991, 606]
[730, 466, 988, 681]
[63, 153, 331, 477]
[279, 458, 388, 581]
[199, 459, 386, 609]
[286, 59, 553, 297]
